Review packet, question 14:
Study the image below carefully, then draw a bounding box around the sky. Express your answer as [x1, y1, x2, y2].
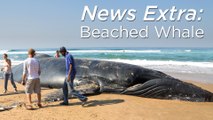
[0, 0, 212, 49]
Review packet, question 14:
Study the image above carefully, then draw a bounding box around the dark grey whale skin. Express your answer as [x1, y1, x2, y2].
[12, 54, 213, 102]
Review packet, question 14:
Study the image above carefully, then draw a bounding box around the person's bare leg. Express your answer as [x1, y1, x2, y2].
[27, 94, 32, 104]
[37, 93, 41, 104]
[25, 94, 34, 110]
[37, 93, 42, 107]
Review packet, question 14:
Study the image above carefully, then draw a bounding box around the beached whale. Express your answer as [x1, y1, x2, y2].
[12, 54, 213, 102]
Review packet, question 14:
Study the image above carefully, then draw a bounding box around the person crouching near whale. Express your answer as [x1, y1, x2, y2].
[22, 48, 42, 109]
[1, 53, 17, 93]
[59, 46, 88, 106]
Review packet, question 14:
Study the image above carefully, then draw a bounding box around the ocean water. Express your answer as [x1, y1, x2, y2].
[0, 48, 213, 83]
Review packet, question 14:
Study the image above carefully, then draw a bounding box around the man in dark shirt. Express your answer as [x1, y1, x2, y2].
[59, 47, 88, 106]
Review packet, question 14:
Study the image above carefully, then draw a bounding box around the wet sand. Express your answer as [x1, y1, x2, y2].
[0, 79, 212, 120]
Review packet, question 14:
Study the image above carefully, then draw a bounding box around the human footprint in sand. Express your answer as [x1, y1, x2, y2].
[22, 49, 42, 110]
[1, 53, 17, 93]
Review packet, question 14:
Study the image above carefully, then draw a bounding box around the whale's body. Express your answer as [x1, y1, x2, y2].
[12, 54, 213, 102]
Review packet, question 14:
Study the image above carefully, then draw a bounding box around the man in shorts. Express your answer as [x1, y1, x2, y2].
[22, 48, 42, 109]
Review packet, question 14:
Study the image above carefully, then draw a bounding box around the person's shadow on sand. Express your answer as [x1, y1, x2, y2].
[83, 99, 125, 107]
[0, 99, 125, 111]
[0, 88, 50, 96]
[45, 99, 125, 108]
[0, 90, 25, 96]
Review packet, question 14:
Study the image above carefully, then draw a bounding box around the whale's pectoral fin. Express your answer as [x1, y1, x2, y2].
[121, 78, 172, 99]
[122, 78, 213, 102]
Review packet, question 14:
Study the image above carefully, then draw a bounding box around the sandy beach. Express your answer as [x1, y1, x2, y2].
[0, 80, 212, 120]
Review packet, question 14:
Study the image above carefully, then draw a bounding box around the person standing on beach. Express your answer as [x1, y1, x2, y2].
[1, 53, 17, 93]
[22, 49, 42, 109]
[59, 47, 88, 106]
[54, 50, 60, 58]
